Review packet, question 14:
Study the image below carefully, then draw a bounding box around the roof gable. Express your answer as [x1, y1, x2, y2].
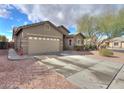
[14, 21, 65, 35]
[75, 33, 85, 38]
[66, 33, 85, 39]
[58, 25, 70, 33]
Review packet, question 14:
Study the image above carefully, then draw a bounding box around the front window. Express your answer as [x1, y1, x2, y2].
[69, 39, 72, 46]
[77, 39, 81, 45]
[114, 42, 119, 46]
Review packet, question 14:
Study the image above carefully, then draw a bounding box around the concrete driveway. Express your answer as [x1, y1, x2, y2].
[34, 53, 124, 89]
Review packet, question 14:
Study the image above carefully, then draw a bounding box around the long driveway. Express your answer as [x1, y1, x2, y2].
[35, 54, 124, 89]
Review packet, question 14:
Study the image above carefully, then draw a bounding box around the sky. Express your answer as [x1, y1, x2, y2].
[0, 4, 124, 41]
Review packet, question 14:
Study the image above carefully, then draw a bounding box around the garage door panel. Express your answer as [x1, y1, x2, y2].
[28, 37, 60, 54]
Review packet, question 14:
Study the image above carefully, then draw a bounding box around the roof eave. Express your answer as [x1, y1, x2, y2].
[58, 26, 70, 33]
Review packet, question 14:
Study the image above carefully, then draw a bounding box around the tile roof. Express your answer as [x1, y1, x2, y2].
[110, 37, 124, 42]
[66, 33, 85, 38]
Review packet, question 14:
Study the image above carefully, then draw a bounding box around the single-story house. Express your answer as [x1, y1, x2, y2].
[13, 21, 85, 55]
[107, 37, 124, 48]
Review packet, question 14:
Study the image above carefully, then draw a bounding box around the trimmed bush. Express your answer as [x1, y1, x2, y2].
[90, 45, 97, 50]
[99, 49, 113, 57]
[63, 45, 70, 50]
[74, 46, 83, 51]
[84, 45, 90, 51]
[84, 44, 97, 51]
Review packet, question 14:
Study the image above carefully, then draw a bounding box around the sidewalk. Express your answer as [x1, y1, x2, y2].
[8, 48, 33, 60]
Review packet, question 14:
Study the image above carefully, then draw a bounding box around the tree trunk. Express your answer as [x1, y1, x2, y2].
[97, 38, 111, 50]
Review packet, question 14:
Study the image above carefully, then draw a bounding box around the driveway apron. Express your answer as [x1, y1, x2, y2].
[35, 55, 123, 89]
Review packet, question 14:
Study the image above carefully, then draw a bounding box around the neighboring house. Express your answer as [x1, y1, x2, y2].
[13, 21, 85, 55]
[107, 37, 124, 48]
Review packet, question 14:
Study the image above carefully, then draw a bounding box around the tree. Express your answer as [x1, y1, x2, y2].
[97, 9, 124, 47]
[0, 35, 2, 41]
[77, 14, 99, 45]
[0, 35, 8, 42]
[77, 8, 124, 49]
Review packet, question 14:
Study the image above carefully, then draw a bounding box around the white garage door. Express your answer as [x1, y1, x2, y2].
[28, 37, 60, 54]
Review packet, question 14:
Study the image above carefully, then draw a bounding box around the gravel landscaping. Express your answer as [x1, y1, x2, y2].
[0, 49, 78, 89]
[86, 50, 124, 63]
[0, 49, 124, 89]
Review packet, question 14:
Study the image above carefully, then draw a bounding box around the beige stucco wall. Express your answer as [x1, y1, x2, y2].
[65, 37, 74, 49]
[14, 31, 28, 54]
[14, 32, 22, 50]
[121, 42, 124, 48]
[109, 42, 113, 48]
[58, 27, 68, 36]
[74, 34, 84, 46]
[109, 41, 124, 48]
[17, 22, 63, 54]
[65, 34, 85, 50]
[23, 23, 62, 38]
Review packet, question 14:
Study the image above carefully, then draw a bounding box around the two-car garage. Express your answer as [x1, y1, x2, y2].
[28, 36, 60, 55]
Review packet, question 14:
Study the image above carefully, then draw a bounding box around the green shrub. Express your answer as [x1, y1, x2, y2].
[99, 49, 113, 57]
[63, 45, 70, 50]
[89, 45, 97, 50]
[84, 44, 90, 51]
[84, 44, 97, 51]
[74, 46, 83, 51]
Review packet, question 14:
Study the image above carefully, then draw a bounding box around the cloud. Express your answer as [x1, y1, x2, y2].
[10, 17, 13, 20]
[1, 32, 4, 35]
[7, 30, 12, 33]
[57, 12, 64, 20]
[17, 19, 21, 22]
[12, 4, 124, 27]
[12, 4, 93, 26]
[23, 21, 28, 25]
[7, 36, 12, 41]
[0, 8, 10, 18]
[0, 4, 13, 18]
